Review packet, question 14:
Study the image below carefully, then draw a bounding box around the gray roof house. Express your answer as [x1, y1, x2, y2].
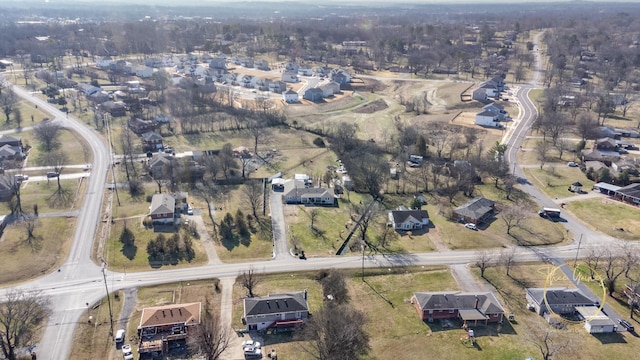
[283, 180, 335, 205]
[243, 291, 309, 331]
[452, 197, 495, 224]
[149, 193, 176, 224]
[412, 291, 504, 325]
[303, 88, 324, 102]
[388, 209, 429, 230]
[525, 287, 597, 316]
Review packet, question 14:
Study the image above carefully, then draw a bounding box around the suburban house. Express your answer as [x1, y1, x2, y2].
[141, 131, 164, 152]
[525, 287, 597, 316]
[138, 302, 201, 355]
[452, 197, 495, 224]
[100, 101, 127, 117]
[255, 59, 269, 71]
[77, 83, 101, 96]
[128, 118, 157, 135]
[472, 83, 499, 102]
[283, 180, 335, 205]
[581, 148, 619, 164]
[388, 208, 430, 230]
[132, 65, 154, 78]
[209, 56, 227, 70]
[283, 89, 299, 103]
[614, 183, 640, 205]
[330, 69, 351, 85]
[474, 110, 500, 127]
[319, 82, 341, 97]
[595, 137, 618, 152]
[303, 88, 324, 102]
[0, 136, 25, 162]
[282, 71, 299, 83]
[269, 81, 287, 94]
[575, 306, 616, 334]
[148, 153, 175, 179]
[0, 176, 14, 201]
[242, 291, 309, 331]
[149, 193, 176, 224]
[297, 67, 313, 76]
[482, 102, 508, 120]
[412, 291, 505, 326]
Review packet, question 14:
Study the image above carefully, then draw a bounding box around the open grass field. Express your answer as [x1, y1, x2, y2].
[0, 217, 75, 285]
[20, 127, 93, 167]
[18, 176, 87, 213]
[523, 166, 595, 200]
[566, 198, 640, 241]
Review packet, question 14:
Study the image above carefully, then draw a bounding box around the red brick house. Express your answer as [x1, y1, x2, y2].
[149, 193, 175, 224]
[141, 131, 164, 152]
[138, 302, 201, 355]
[412, 291, 504, 326]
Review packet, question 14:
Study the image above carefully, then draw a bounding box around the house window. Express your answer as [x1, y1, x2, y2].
[449, 309, 455, 314]
[428, 310, 433, 314]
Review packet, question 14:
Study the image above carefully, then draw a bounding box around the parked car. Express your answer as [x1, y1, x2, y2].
[187, 205, 194, 215]
[464, 223, 477, 230]
[114, 329, 125, 343]
[14, 174, 28, 181]
[618, 319, 635, 332]
[567, 161, 579, 167]
[121, 344, 132, 355]
[123, 354, 134, 360]
[46, 171, 59, 178]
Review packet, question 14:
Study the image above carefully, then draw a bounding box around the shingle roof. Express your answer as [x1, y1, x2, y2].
[616, 183, 640, 199]
[413, 292, 504, 314]
[142, 131, 163, 141]
[390, 210, 429, 224]
[526, 287, 595, 306]
[244, 292, 308, 317]
[476, 110, 496, 117]
[139, 302, 201, 329]
[453, 197, 494, 220]
[149, 193, 175, 215]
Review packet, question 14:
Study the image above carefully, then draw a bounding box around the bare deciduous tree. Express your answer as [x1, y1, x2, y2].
[192, 296, 231, 360]
[500, 203, 528, 235]
[499, 247, 517, 277]
[535, 141, 550, 169]
[308, 208, 319, 230]
[300, 302, 369, 360]
[0, 87, 17, 123]
[243, 180, 263, 218]
[475, 250, 494, 278]
[241, 267, 260, 298]
[528, 327, 572, 360]
[0, 289, 50, 360]
[33, 121, 62, 152]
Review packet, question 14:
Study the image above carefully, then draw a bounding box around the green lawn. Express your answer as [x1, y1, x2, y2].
[523, 166, 594, 200]
[0, 217, 74, 285]
[567, 198, 640, 241]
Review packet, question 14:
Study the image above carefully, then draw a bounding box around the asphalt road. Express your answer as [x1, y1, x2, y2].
[0, 29, 635, 359]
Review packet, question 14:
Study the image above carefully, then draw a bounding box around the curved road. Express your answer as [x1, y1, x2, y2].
[0, 31, 634, 359]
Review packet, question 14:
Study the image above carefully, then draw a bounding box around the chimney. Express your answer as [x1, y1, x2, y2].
[474, 295, 479, 309]
[304, 289, 307, 301]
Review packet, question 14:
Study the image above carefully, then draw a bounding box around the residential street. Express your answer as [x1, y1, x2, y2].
[0, 28, 636, 360]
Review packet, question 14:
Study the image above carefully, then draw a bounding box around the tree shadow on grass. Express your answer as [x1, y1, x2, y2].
[47, 187, 73, 208]
[121, 243, 137, 260]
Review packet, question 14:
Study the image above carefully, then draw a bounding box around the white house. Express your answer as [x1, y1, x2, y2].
[320, 82, 341, 97]
[388, 209, 430, 230]
[133, 65, 154, 78]
[282, 71, 299, 83]
[96, 57, 114, 69]
[475, 110, 500, 127]
[283, 89, 299, 103]
[575, 306, 616, 334]
[297, 67, 313, 76]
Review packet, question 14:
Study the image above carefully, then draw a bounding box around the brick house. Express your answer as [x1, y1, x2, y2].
[412, 291, 505, 326]
[138, 302, 201, 355]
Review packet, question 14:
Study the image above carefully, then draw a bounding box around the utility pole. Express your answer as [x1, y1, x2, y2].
[361, 242, 365, 282]
[102, 266, 115, 337]
[573, 234, 583, 268]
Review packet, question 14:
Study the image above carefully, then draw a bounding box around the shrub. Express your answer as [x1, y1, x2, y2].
[313, 137, 326, 147]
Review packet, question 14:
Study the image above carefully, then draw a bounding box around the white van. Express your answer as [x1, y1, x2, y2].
[114, 329, 125, 343]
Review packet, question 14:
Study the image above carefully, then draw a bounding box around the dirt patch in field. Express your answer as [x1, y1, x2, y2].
[354, 98, 388, 113]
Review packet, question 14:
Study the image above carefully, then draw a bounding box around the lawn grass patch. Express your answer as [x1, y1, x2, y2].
[0, 217, 74, 285]
[523, 166, 594, 200]
[567, 198, 640, 241]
